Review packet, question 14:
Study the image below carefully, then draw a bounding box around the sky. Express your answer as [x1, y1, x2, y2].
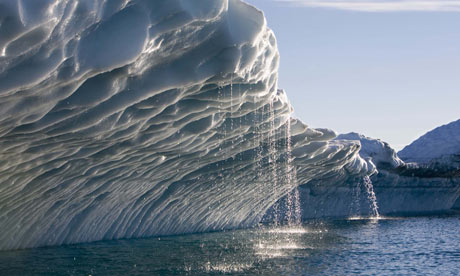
[245, 0, 460, 150]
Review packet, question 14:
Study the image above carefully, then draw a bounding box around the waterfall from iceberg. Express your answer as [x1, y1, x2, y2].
[363, 175, 380, 218]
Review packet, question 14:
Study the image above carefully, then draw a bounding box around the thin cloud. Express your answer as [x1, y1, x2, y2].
[276, 0, 460, 12]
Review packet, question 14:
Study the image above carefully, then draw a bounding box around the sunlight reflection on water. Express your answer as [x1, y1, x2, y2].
[1, 216, 459, 275]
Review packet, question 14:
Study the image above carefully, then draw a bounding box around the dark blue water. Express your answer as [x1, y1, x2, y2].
[1, 215, 459, 275]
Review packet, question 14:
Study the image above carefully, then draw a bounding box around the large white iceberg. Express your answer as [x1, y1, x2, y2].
[0, 0, 371, 250]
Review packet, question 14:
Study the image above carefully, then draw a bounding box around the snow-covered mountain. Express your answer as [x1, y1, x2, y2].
[0, 0, 373, 250]
[399, 119, 460, 165]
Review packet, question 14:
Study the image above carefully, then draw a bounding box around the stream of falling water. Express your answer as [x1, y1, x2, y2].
[256, 112, 305, 257]
[265, 97, 302, 227]
[254, 97, 264, 215]
[363, 175, 380, 218]
[268, 100, 280, 225]
[284, 118, 301, 226]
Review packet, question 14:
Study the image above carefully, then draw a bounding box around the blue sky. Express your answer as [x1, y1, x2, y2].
[245, 0, 460, 150]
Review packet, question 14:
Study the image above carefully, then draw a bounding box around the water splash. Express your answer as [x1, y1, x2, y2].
[363, 175, 380, 218]
[255, 225, 314, 259]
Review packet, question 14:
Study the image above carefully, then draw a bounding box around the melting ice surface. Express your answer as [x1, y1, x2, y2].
[0, 0, 373, 250]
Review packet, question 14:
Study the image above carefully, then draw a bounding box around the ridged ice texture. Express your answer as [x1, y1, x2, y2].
[336, 133, 403, 170]
[0, 0, 371, 250]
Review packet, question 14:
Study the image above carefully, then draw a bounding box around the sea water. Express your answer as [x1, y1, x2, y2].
[1, 215, 459, 275]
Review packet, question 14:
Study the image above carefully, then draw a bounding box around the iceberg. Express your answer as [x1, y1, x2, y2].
[0, 0, 371, 250]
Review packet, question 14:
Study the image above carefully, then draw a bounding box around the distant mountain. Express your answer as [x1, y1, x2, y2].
[399, 119, 460, 164]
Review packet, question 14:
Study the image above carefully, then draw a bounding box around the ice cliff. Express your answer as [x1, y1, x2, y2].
[0, 0, 371, 250]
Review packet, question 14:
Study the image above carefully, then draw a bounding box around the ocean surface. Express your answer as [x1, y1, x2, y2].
[1, 215, 459, 275]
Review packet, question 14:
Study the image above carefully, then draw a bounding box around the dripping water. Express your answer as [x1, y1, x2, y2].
[363, 175, 380, 218]
[254, 95, 266, 226]
[268, 99, 280, 226]
[256, 114, 305, 256]
[284, 118, 301, 226]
